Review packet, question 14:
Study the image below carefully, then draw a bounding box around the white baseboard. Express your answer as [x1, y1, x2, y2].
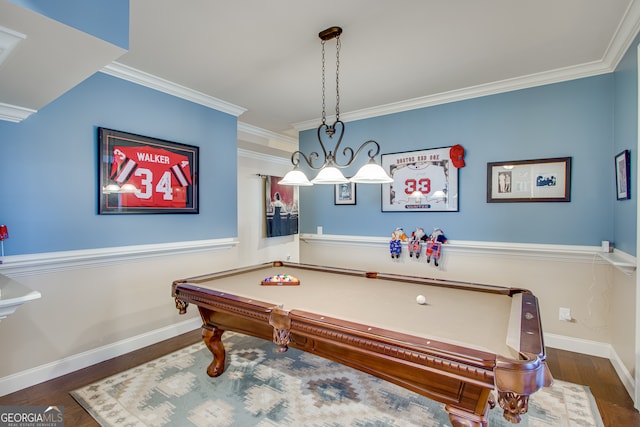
[0, 317, 201, 397]
[544, 332, 612, 357]
[609, 345, 636, 401]
[545, 332, 635, 399]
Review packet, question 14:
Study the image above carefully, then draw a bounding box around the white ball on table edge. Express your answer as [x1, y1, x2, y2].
[416, 294, 426, 305]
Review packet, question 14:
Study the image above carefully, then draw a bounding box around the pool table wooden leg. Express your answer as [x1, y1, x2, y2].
[268, 307, 292, 353]
[202, 325, 225, 377]
[445, 405, 488, 427]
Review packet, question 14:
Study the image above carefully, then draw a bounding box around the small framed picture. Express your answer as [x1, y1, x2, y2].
[615, 150, 631, 200]
[335, 182, 356, 205]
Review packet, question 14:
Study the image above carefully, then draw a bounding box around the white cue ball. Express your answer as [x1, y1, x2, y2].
[416, 295, 426, 305]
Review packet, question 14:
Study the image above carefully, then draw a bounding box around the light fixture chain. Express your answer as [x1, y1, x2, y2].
[335, 35, 340, 121]
[321, 39, 327, 125]
[279, 26, 393, 185]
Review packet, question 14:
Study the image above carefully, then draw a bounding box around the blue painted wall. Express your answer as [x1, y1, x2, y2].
[299, 74, 621, 247]
[613, 36, 640, 255]
[0, 73, 238, 255]
[9, 0, 130, 49]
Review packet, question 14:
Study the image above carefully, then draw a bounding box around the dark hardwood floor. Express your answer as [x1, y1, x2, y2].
[545, 347, 640, 426]
[1, 330, 638, 426]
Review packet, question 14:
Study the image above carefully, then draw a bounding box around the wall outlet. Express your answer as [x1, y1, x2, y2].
[559, 307, 572, 321]
[317, 226, 323, 235]
[601, 240, 610, 252]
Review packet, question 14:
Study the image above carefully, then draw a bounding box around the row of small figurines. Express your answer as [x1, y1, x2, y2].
[389, 227, 447, 266]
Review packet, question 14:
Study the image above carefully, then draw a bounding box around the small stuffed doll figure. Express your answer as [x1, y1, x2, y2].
[409, 227, 427, 258]
[389, 228, 408, 259]
[426, 228, 447, 266]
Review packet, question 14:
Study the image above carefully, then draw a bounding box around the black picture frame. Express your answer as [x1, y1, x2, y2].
[615, 150, 631, 200]
[264, 175, 299, 237]
[487, 157, 571, 203]
[334, 182, 356, 205]
[98, 127, 199, 214]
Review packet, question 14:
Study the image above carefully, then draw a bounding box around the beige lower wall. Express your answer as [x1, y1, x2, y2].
[0, 249, 238, 379]
[300, 238, 636, 376]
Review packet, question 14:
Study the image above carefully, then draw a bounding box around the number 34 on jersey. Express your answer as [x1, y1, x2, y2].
[110, 145, 193, 208]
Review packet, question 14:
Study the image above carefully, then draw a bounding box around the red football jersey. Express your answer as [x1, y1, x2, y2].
[110, 145, 193, 208]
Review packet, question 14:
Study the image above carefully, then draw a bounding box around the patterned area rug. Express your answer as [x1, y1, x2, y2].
[71, 332, 604, 427]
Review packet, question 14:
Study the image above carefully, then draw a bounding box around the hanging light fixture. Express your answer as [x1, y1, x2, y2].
[280, 27, 393, 186]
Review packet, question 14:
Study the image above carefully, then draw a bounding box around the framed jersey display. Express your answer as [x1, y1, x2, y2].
[98, 128, 199, 214]
[381, 147, 459, 212]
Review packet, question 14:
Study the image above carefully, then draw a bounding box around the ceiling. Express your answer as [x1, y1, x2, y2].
[2, 0, 640, 148]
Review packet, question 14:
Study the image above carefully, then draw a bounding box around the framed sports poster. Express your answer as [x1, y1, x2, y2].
[263, 175, 299, 237]
[381, 147, 459, 212]
[98, 128, 199, 214]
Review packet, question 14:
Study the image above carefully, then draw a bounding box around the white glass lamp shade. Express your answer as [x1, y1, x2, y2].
[349, 160, 393, 183]
[279, 168, 313, 186]
[311, 165, 349, 184]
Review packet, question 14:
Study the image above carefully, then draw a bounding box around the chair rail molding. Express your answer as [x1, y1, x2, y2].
[299, 233, 636, 268]
[0, 238, 239, 276]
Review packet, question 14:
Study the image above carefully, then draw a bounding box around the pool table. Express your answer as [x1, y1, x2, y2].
[172, 261, 552, 427]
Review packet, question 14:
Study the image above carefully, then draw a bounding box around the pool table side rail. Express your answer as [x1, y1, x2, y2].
[518, 292, 546, 359]
[177, 261, 529, 296]
[495, 292, 552, 397]
[287, 309, 500, 390]
[173, 282, 275, 315]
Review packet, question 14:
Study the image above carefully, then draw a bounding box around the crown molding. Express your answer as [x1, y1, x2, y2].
[238, 122, 297, 146]
[0, 25, 26, 67]
[292, 60, 614, 131]
[238, 148, 291, 165]
[100, 62, 247, 117]
[293, 3, 640, 132]
[0, 102, 37, 123]
[603, 0, 640, 67]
